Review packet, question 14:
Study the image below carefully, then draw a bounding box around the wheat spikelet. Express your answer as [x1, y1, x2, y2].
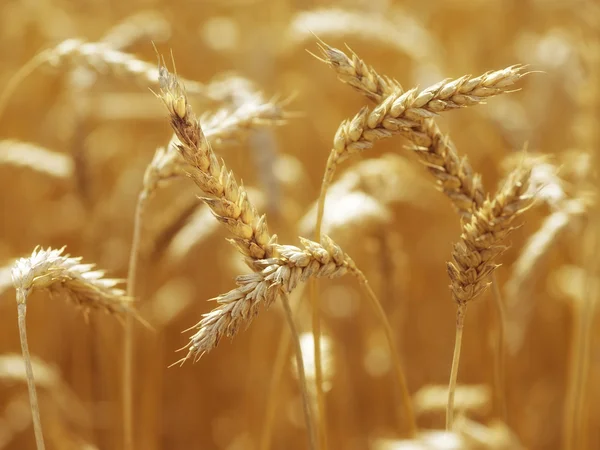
[11, 246, 133, 316]
[406, 120, 485, 219]
[0, 140, 74, 179]
[156, 62, 276, 264]
[163, 188, 266, 265]
[182, 235, 355, 362]
[315, 42, 402, 102]
[447, 167, 534, 307]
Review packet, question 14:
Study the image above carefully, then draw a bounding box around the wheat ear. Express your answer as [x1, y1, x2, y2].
[0, 39, 220, 121]
[314, 43, 523, 228]
[153, 60, 322, 448]
[317, 44, 515, 419]
[445, 167, 534, 429]
[11, 247, 134, 450]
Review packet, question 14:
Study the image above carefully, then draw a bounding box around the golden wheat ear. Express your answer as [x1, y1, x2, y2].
[11, 246, 138, 450]
[446, 167, 534, 430]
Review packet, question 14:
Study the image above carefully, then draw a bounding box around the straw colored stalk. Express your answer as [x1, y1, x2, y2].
[445, 167, 534, 429]
[11, 247, 134, 450]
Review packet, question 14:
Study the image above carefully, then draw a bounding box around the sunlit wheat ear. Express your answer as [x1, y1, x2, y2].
[445, 167, 534, 430]
[143, 97, 288, 199]
[11, 246, 136, 450]
[155, 61, 276, 264]
[315, 58, 527, 238]
[315, 44, 487, 221]
[177, 235, 354, 363]
[0, 141, 74, 180]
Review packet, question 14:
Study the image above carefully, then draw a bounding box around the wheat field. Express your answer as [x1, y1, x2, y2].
[0, 1, 598, 449]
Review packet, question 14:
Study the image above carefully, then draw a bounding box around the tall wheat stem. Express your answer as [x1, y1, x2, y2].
[124, 190, 147, 450]
[353, 270, 417, 436]
[259, 325, 291, 450]
[280, 292, 317, 450]
[446, 304, 466, 430]
[312, 156, 335, 450]
[16, 297, 46, 450]
[490, 273, 507, 422]
[309, 279, 328, 449]
[564, 213, 600, 450]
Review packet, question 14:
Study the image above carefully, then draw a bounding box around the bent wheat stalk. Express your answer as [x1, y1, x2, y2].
[11, 247, 135, 450]
[446, 168, 534, 429]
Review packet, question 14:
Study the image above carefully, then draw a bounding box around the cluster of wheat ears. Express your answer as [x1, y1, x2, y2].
[0, 8, 597, 450]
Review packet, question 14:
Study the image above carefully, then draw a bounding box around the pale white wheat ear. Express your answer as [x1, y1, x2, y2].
[11, 246, 135, 450]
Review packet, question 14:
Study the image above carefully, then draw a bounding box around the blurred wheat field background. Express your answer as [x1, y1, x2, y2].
[0, 0, 599, 449]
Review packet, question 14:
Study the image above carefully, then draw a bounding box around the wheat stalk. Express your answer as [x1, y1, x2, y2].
[445, 167, 534, 429]
[11, 246, 134, 450]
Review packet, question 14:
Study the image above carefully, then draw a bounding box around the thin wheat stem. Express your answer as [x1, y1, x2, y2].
[312, 156, 336, 450]
[16, 299, 46, 450]
[309, 279, 328, 450]
[280, 292, 317, 450]
[123, 190, 147, 450]
[565, 215, 600, 450]
[353, 269, 417, 437]
[490, 273, 507, 422]
[259, 324, 290, 450]
[0, 50, 52, 121]
[447, 304, 466, 430]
